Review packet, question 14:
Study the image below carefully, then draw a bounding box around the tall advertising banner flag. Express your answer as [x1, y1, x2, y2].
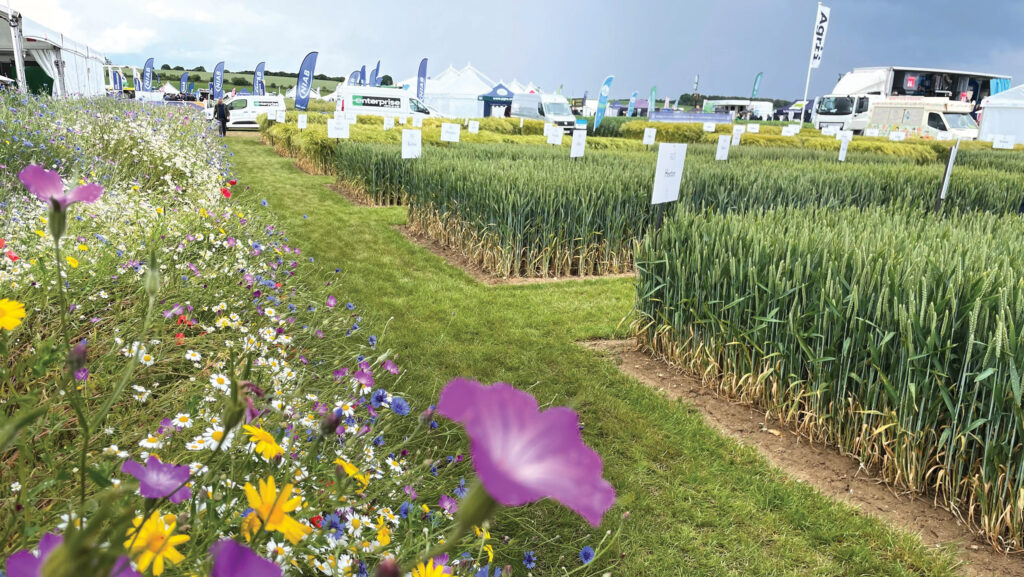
[213, 61, 225, 99]
[648, 86, 657, 120]
[751, 72, 763, 99]
[349, 70, 360, 86]
[142, 58, 154, 91]
[593, 75, 614, 131]
[360, 65, 367, 86]
[294, 51, 318, 111]
[416, 58, 428, 101]
[113, 70, 123, 91]
[253, 61, 266, 96]
[180, 73, 189, 95]
[802, 4, 831, 106]
[627, 91, 638, 117]
[188, 82, 195, 94]
[369, 60, 380, 87]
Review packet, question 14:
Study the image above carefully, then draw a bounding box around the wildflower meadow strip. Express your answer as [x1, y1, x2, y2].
[0, 94, 619, 577]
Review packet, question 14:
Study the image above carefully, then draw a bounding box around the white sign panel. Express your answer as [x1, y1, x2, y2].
[781, 126, 798, 137]
[547, 128, 564, 146]
[402, 129, 422, 159]
[642, 127, 657, 146]
[336, 118, 350, 139]
[838, 130, 854, 142]
[412, 116, 423, 128]
[399, 116, 408, 125]
[731, 125, 745, 146]
[936, 132, 954, 141]
[889, 131, 907, 142]
[940, 139, 961, 200]
[716, 134, 731, 161]
[821, 125, 839, 136]
[468, 120, 480, 134]
[327, 121, 339, 139]
[703, 122, 717, 133]
[993, 135, 1017, 150]
[747, 124, 760, 134]
[809, 4, 832, 69]
[651, 143, 688, 205]
[570, 129, 587, 158]
[276, 110, 286, 123]
[383, 117, 395, 131]
[838, 139, 850, 162]
[865, 128, 880, 137]
[440, 123, 461, 143]
[297, 114, 307, 130]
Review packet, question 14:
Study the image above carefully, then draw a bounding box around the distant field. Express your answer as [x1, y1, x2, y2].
[135, 70, 344, 93]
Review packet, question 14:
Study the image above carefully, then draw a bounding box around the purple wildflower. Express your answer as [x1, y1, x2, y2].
[18, 165, 103, 210]
[121, 456, 192, 503]
[326, 295, 337, 308]
[210, 540, 281, 577]
[438, 494, 458, 514]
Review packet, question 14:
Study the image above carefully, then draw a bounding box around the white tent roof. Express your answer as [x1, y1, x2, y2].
[0, 6, 106, 97]
[982, 84, 1024, 108]
[979, 84, 1024, 142]
[159, 82, 179, 94]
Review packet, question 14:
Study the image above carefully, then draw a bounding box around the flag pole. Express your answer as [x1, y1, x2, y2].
[801, 2, 821, 117]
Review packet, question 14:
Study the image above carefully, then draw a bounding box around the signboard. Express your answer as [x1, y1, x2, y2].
[412, 116, 423, 128]
[703, 122, 716, 132]
[327, 120, 339, 139]
[993, 135, 1016, 150]
[402, 129, 422, 159]
[276, 110, 286, 123]
[716, 134, 731, 161]
[838, 130, 854, 142]
[297, 114, 308, 130]
[865, 128, 880, 137]
[335, 118, 350, 139]
[747, 124, 760, 134]
[468, 120, 480, 134]
[346, 111, 358, 124]
[547, 128, 564, 146]
[642, 127, 657, 146]
[651, 143, 688, 205]
[570, 129, 587, 158]
[781, 125, 798, 137]
[383, 117, 395, 130]
[440, 123, 461, 143]
[838, 139, 850, 162]
[731, 124, 745, 146]
[810, 4, 831, 69]
[939, 139, 961, 201]
[575, 118, 588, 130]
[889, 131, 907, 142]
[352, 95, 401, 109]
[821, 126, 839, 136]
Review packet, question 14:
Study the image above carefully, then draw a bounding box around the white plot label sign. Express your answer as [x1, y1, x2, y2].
[402, 129, 422, 159]
[651, 143, 688, 205]
[993, 135, 1017, 150]
[936, 131, 954, 141]
[889, 131, 907, 142]
[643, 127, 657, 145]
[703, 122, 716, 133]
[781, 125, 798, 137]
[747, 124, 761, 134]
[570, 129, 587, 158]
[939, 139, 961, 201]
[383, 117, 395, 131]
[731, 124, 746, 146]
[547, 127, 564, 145]
[412, 116, 423, 128]
[716, 134, 731, 161]
[297, 114, 307, 130]
[838, 138, 850, 162]
[468, 120, 480, 134]
[276, 110, 286, 123]
[865, 128, 880, 137]
[440, 123, 461, 143]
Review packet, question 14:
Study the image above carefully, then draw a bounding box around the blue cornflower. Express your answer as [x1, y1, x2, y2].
[373, 435, 385, 447]
[368, 335, 377, 347]
[261, 199, 268, 206]
[453, 477, 468, 499]
[399, 501, 411, 518]
[429, 420, 438, 429]
[476, 566, 502, 577]
[579, 546, 595, 564]
[523, 551, 537, 569]
[391, 397, 410, 416]
[346, 302, 355, 310]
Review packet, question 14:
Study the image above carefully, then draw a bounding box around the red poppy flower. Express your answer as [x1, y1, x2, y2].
[6, 250, 18, 262]
[309, 515, 323, 529]
[177, 315, 189, 325]
[228, 179, 238, 186]
[0, 238, 5, 249]
[175, 333, 185, 345]
[221, 188, 231, 199]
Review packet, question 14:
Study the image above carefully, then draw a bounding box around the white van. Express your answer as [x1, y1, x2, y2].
[510, 93, 577, 132]
[333, 87, 432, 119]
[867, 97, 979, 140]
[204, 95, 286, 130]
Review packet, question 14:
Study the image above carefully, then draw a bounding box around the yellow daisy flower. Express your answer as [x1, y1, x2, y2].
[123, 511, 189, 576]
[66, 256, 79, 268]
[411, 559, 448, 577]
[243, 425, 284, 460]
[334, 458, 370, 491]
[243, 476, 312, 545]
[0, 299, 26, 331]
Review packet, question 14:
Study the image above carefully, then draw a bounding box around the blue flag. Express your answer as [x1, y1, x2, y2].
[294, 51, 318, 111]
[179, 72, 189, 95]
[348, 70, 360, 86]
[253, 62, 266, 96]
[113, 70, 123, 91]
[188, 81, 195, 94]
[751, 72, 763, 99]
[649, 86, 657, 120]
[594, 75, 614, 131]
[213, 61, 225, 99]
[416, 58, 428, 101]
[142, 58, 154, 91]
[627, 90, 638, 118]
[369, 60, 380, 87]
[360, 65, 367, 86]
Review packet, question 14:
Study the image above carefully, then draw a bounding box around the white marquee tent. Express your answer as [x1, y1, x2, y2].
[159, 82, 179, 95]
[398, 64, 498, 118]
[0, 6, 106, 97]
[980, 84, 1024, 143]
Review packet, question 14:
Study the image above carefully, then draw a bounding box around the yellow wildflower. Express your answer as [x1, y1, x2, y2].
[411, 559, 448, 577]
[243, 476, 312, 544]
[66, 256, 79, 268]
[0, 299, 26, 331]
[243, 425, 284, 460]
[77, 244, 88, 251]
[334, 458, 370, 491]
[34, 230, 44, 238]
[484, 544, 494, 563]
[375, 516, 391, 546]
[123, 510, 189, 576]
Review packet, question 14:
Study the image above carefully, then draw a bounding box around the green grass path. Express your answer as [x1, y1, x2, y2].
[225, 136, 959, 577]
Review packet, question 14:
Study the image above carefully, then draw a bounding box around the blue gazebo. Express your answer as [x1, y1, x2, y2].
[477, 83, 515, 117]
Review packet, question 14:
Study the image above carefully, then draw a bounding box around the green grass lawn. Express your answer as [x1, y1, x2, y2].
[223, 136, 963, 576]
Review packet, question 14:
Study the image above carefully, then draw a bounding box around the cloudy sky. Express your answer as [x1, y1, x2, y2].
[17, 0, 1024, 100]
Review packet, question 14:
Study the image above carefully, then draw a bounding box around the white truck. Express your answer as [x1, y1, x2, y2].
[510, 93, 577, 132]
[204, 94, 286, 130]
[867, 97, 979, 140]
[332, 86, 433, 119]
[815, 66, 1010, 134]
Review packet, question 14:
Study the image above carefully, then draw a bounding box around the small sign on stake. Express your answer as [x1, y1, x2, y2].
[703, 122, 716, 133]
[716, 134, 731, 161]
[747, 124, 760, 134]
[651, 143, 687, 205]
[383, 117, 395, 131]
[821, 125, 839, 136]
[731, 124, 745, 146]
[547, 127, 564, 146]
[865, 128, 880, 137]
[936, 139, 961, 212]
[889, 131, 906, 142]
[276, 110, 286, 123]
[993, 135, 1017, 150]
[440, 123, 461, 143]
[468, 120, 480, 134]
[838, 138, 850, 162]
[936, 131, 953, 142]
[297, 114, 308, 130]
[643, 127, 657, 146]
[412, 116, 423, 128]
[402, 129, 422, 159]
[570, 129, 587, 158]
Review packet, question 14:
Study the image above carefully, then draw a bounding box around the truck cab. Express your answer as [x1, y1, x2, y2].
[814, 94, 879, 133]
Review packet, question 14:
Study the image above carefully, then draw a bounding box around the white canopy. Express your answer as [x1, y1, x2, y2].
[0, 6, 106, 97]
[159, 82, 179, 95]
[980, 84, 1024, 143]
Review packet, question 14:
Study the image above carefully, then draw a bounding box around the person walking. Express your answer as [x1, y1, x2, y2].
[214, 98, 230, 137]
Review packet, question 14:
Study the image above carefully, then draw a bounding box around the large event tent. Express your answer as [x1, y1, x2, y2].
[0, 6, 106, 97]
[979, 84, 1024, 143]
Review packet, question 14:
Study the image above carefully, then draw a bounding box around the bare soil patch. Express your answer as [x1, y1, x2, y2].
[585, 339, 1024, 577]
[395, 225, 635, 287]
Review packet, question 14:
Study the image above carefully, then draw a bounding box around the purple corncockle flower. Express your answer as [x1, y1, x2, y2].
[437, 378, 615, 526]
[326, 295, 337, 308]
[210, 540, 281, 577]
[438, 494, 458, 514]
[382, 359, 400, 375]
[121, 456, 192, 503]
[74, 367, 89, 381]
[352, 370, 374, 388]
[18, 165, 103, 210]
[5, 533, 142, 577]
[403, 484, 418, 500]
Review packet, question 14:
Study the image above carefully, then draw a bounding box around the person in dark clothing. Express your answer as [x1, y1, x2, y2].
[213, 98, 230, 136]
